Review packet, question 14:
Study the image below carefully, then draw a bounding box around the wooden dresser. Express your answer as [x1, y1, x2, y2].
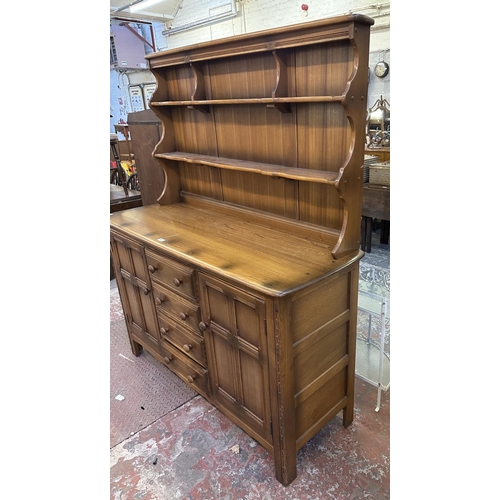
[110, 14, 373, 486]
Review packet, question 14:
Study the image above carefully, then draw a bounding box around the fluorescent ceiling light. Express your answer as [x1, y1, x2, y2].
[129, 0, 163, 13]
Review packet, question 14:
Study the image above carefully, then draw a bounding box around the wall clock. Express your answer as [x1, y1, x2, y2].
[374, 61, 389, 78]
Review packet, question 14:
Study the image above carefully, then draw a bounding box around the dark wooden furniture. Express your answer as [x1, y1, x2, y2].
[127, 109, 164, 206]
[110, 14, 373, 486]
[110, 185, 142, 213]
[110, 185, 142, 280]
[361, 184, 390, 252]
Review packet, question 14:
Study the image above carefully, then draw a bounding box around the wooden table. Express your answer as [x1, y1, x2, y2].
[110, 184, 142, 213]
[361, 184, 390, 252]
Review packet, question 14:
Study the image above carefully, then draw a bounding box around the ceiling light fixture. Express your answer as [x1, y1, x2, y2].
[129, 0, 163, 13]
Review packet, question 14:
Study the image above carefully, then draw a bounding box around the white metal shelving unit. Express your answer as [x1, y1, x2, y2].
[356, 264, 390, 412]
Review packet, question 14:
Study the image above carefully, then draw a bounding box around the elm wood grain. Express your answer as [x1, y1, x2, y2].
[110, 232, 160, 358]
[146, 15, 368, 68]
[110, 186, 143, 280]
[156, 152, 340, 184]
[199, 273, 274, 451]
[145, 249, 197, 301]
[111, 14, 372, 487]
[149, 26, 370, 257]
[127, 109, 164, 206]
[161, 341, 210, 398]
[111, 215, 362, 487]
[150, 96, 344, 106]
[110, 203, 359, 297]
[157, 311, 206, 367]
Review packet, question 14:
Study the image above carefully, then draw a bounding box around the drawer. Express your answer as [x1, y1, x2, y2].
[158, 311, 206, 368]
[152, 282, 201, 333]
[162, 342, 210, 397]
[146, 250, 197, 301]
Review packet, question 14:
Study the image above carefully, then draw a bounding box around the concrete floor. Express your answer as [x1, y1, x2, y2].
[110, 230, 390, 499]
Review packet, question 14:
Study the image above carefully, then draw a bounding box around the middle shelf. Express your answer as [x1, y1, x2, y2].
[154, 152, 341, 185]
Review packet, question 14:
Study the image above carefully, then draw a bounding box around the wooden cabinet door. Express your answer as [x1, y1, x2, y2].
[199, 273, 273, 446]
[110, 232, 161, 355]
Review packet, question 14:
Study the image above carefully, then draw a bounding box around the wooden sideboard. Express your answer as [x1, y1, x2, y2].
[110, 14, 373, 486]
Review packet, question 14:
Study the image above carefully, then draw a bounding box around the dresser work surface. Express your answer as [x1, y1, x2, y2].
[111, 203, 360, 297]
[110, 13, 373, 486]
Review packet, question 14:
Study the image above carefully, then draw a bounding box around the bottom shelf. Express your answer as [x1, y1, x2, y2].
[355, 338, 390, 391]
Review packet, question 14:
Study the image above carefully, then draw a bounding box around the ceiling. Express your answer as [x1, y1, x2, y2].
[110, 0, 181, 24]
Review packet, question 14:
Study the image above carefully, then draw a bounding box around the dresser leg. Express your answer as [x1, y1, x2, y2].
[274, 453, 297, 486]
[269, 297, 298, 486]
[344, 261, 359, 428]
[129, 339, 143, 356]
[343, 402, 354, 427]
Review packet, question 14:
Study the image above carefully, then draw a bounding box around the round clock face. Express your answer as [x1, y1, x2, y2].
[374, 61, 389, 78]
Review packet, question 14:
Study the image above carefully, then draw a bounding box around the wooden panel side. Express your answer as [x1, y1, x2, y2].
[291, 271, 349, 344]
[290, 266, 358, 448]
[128, 117, 164, 206]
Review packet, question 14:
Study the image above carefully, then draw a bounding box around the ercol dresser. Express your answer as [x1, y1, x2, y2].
[110, 14, 373, 486]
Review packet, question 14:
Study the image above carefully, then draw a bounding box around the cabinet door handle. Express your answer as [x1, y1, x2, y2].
[183, 344, 192, 353]
[180, 312, 189, 321]
[198, 321, 209, 331]
[173, 278, 183, 287]
[155, 296, 164, 306]
[187, 375, 196, 383]
[148, 265, 157, 273]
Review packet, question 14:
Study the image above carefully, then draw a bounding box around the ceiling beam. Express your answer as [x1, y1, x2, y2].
[120, 21, 156, 51]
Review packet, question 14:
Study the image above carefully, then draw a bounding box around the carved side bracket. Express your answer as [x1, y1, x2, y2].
[189, 63, 209, 113]
[267, 50, 291, 113]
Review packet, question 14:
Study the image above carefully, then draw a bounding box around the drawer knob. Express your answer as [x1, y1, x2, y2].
[148, 265, 157, 273]
[198, 321, 208, 331]
[143, 287, 150, 295]
[180, 312, 189, 321]
[173, 278, 183, 287]
[155, 297, 164, 306]
[187, 375, 196, 383]
[164, 356, 172, 364]
[183, 344, 192, 353]
[160, 327, 169, 336]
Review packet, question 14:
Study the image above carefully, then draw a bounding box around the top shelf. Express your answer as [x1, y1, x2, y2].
[155, 152, 340, 185]
[150, 96, 344, 107]
[146, 14, 374, 68]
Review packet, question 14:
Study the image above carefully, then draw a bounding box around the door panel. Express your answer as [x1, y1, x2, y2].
[110, 232, 161, 356]
[199, 273, 272, 444]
